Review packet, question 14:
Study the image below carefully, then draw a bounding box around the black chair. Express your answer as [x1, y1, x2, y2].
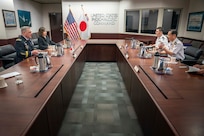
[191, 40, 203, 48]
[181, 46, 203, 66]
[0, 44, 16, 69]
[31, 38, 39, 49]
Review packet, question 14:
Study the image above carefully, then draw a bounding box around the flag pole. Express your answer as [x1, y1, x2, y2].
[81, 4, 84, 14]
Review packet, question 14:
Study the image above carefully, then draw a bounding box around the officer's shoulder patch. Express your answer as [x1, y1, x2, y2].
[16, 38, 22, 42]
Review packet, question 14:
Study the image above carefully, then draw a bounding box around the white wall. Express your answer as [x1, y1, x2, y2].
[62, 1, 120, 33]
[0, 0, 42, 39]
[1, 0, 204, 40]
[0, 0, 15, 39]
[0, 0, 60, 39]
[61, 0, 190, 36]
[13, 0, 42, 38]
[183, 0, 204, 40]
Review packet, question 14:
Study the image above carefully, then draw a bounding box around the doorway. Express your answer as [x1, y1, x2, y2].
[49, 12, 63, 42]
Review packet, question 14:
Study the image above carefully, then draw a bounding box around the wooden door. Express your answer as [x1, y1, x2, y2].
[49, 13, 63, 42]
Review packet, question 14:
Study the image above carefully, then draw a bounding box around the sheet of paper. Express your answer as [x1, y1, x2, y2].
[0, 72, 21, 79]
[186, 66, 200, 73]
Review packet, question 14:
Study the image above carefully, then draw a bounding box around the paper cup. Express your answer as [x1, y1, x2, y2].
[170, 56, 176, 63]
[0, 77, 8, 88]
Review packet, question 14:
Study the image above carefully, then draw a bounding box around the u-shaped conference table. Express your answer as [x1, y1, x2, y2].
[0, 39, 204, 136]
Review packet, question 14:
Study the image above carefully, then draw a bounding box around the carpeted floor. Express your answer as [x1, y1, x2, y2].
[58, 62, 143, 136]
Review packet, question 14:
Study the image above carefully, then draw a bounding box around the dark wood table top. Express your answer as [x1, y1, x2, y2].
[0, 39, 203, 136]
[0, 40, 86, 136]
[115, 39, 204, 136]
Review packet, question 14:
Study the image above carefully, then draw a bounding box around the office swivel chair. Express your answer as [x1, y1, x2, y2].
[0, 44, 16, 69]
[31, 38, 39, 49]
[181, 46, 203, 66]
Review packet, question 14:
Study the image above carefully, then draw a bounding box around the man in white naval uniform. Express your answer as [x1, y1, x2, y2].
[159, 30, 185, 61]
[153, 27, 168, 48]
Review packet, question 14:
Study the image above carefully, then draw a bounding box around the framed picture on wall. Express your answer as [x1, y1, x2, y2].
[2, 10, 17, 27]
[17, 10, 32, 27]
[187, 11, 204, 32]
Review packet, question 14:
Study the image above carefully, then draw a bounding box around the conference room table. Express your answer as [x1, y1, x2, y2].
[0, 39, 203, 136]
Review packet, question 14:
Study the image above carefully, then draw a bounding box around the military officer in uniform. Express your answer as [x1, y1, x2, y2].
[158, 30, 185, 61]
[14, 26, 39, 63]
[152, 27, 168, 48]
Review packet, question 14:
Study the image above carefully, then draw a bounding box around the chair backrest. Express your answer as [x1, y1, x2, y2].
[182, 39, 192, 44]
[0, 44, 16, 69]
[178, 37, 184, 42]
[191, 40, 203, 48]
[0, 44, 16, 57]
[184, 46, 203, 60]
[31, 38, 39, 49]
[31, 38, 38, 45]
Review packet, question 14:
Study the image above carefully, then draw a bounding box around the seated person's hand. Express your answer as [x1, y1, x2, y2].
[198, 69, 204, 75]
[193, 64, 202, 69]
[48, 45, 54, 49]
[193, 64, 204, 75]
[158, 43, 165, 49]
[31, 50, 39, 56]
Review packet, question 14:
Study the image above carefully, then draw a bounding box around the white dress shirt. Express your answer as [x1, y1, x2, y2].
[167, 38, 185, 60]
[155, 34, 168, 48]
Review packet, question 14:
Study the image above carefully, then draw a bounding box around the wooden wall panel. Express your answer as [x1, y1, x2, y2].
[91, 33, 157, 44]
[116, 46, 175, 136]
[46, 85, 64, 136]
[26, 108, 50, 136]
[86, 44, 116, 62]
[61, 69, 74, 111]
[0, 38, 17, 46]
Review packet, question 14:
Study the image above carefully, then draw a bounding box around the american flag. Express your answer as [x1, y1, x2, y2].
[64, 10, 80, 40]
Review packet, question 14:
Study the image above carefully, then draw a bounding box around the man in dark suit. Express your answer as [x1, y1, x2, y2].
[38, 27, 56, 50]
[14, 26, 39, 63]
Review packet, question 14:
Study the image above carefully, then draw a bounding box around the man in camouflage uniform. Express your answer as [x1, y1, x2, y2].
[14, 26, 39, 63]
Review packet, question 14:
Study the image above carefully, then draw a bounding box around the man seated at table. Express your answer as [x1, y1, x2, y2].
[152, 27, 168, 48]
[14, 26, 39, 63]
[38, 27, 56, 50]
[158, 30, 185, 61]
[193, 64, 204, 75]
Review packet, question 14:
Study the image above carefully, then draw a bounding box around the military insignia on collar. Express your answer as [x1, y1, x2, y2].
[174, 42, 177, 45]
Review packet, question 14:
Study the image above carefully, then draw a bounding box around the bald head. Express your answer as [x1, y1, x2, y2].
[21, 26, 32, 39]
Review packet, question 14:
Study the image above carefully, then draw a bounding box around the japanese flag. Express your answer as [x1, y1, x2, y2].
[78, 14, 90, 40]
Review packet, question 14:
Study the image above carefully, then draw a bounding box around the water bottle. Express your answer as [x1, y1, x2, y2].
[152, 52, 160, 69]
[157, 58, 165, 71]
[139, 42, 143, 56]
[131, 38, 136, 49]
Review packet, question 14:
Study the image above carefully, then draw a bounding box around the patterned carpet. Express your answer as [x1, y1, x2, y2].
[58, 62, 143, 136]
